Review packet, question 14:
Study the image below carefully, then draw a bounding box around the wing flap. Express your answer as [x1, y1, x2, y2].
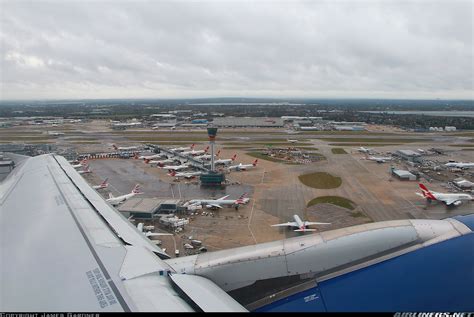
[169, 274, 247, 312]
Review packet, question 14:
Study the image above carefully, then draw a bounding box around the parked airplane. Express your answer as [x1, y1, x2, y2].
[445, 162, 474, 169]
[144, 158, 176, 166]
[106, 184, 142, 206]
[184, 193, 249, 209]
[454, 179, 474, 189]
[139, 153, 167, 160]
[71, 158, 87, 168]
[159, 163, 190, 171]
[112, 144, 139, 151]
[196, 150, 220, 161]
[77, 165, 92, 174]
[3, 154, 474, 312]
[168, 170, 202, 179]
[287, 139, 298, 143]
[92, 178, 108, 190]
[215, 154, 237, 166]
[170, 144, 194, 152]
[365, 155, 392, 163]
[271, 214, 331, 232]
[137, 223, 172, 238]
[181, 146, 209, 156]
[228, 159, 258, 171]
[356, 147, 373, 153]
[416, 183, 472, 207]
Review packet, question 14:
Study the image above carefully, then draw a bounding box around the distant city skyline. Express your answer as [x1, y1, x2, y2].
[1, 0, 473, 100]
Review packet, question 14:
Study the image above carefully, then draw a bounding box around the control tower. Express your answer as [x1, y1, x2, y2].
[200, 127, 225, 186]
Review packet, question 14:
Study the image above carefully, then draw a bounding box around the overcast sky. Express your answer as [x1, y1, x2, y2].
[1, 0, 473, 100]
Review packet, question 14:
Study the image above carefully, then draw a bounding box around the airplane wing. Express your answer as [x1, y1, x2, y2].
[0, 154, 245, 312]
[304, 221, 331, 226]
[207, 203, 223, 209]
[271, 222, 298, 227]
[217, 195, 230, 200]
[443, 198, 462, 206]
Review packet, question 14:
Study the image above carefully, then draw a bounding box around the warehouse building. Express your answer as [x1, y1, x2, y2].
[395, 150, 423, 163]
[391, 169, 417, 181]
[117, 198, 181, 219]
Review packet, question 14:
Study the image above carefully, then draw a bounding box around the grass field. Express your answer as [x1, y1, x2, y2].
[111, 130, 283, 135]
[0, 136, 54, 141]
[0, 131, 43, 135]
[247, 151, 301, 165]
[70, 141, 100, 144]
[449, 144, 474, 147]
[444, 132, 474, 137]
[331, 148, 348, 154]
[307, 196, 355, 210]
[300, 131, 410, 136]
[318, 137, 429, 143]
[298, 172, 342, 189]
[226, 142, 314, 147]
[127, 136, 209, 142]
[328, 143, 403, 147]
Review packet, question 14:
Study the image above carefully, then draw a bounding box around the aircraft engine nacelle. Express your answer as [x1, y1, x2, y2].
[453, 200, 462, 206]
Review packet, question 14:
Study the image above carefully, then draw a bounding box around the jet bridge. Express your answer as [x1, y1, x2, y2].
[147, 144, 210, 172]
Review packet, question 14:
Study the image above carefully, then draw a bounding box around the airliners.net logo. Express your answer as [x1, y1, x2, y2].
[395, 313, 473, 317]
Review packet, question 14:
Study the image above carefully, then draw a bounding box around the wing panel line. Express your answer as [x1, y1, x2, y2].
[46, 163, 131, 312]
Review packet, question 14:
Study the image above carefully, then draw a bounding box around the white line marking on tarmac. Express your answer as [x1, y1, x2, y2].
[247, 168, 266, 245]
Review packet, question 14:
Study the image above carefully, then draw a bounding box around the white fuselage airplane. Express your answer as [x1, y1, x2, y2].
[271, 214, 331, 232]
[228, 160, 258, 171]
[92, 178, 109, 190]
[113, 144, 139, 151]
[185, 194, 249, 209]
[159, 163, 190, 171]
[139, 153, 167, 160]
[170, 144, 194, 152]
[106, 184, 141, 206]
[71, 159, 88, 168]
[181, 146, 209, 156]
[77, 165, 92, 174]
[366, 155, 392, 163]
[287, 139, 298, 143]
[196, 150, 220, 161]
[168, 170, 202, 179]
[214, 154, 237, 166]
[445, 162, 474, 169]
[357, 147, 373, 153]
[144, 158, 175, 166]
[416, 183, 472, 207]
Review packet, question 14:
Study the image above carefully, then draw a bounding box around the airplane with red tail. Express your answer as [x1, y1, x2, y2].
[416, 183, 472, 207]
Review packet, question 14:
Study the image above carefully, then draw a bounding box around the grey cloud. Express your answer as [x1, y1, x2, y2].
[0, 0, 472, 100]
